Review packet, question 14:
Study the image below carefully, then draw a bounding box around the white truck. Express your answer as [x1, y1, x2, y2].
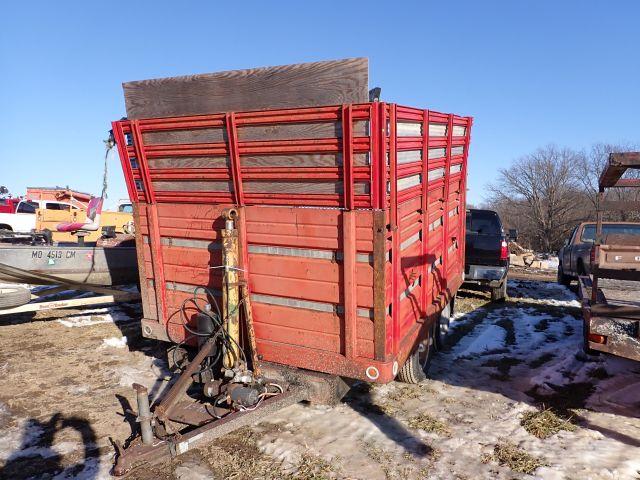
[0, 199, 79, 232]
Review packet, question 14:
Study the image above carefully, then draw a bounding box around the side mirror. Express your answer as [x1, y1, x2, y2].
[508, 229, 518, 242]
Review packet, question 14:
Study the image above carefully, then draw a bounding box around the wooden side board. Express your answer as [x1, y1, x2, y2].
[123, 58, 368, 119]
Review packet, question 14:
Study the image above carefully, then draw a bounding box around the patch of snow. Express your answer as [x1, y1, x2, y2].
[174, 459, 216, 480]
[56, 307, 134, 328]
[52, 453, 113, 480]
[102, 336, 127, 348]
[454, 324, 506, 358]
[115, 357, 173, 402]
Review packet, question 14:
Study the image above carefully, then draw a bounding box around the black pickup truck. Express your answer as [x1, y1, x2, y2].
[464, 209, 510, 301]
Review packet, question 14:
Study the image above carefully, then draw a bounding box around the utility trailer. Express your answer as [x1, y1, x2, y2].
[578, 152, 640, 361]
[111, 59, 472, 473]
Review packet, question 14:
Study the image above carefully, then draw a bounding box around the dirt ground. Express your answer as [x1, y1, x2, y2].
[0, 270, 639, 479]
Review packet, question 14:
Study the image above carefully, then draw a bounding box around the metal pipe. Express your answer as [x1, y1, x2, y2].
[133, 383, 153, 446]
[222, 209, 240, 369]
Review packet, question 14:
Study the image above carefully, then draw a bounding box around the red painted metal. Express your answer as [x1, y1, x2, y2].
[341, 105, 354, 210]
[225, 112, 245, 206]
[113, 102, 472, 383]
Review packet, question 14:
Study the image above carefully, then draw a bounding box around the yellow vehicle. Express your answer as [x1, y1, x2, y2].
[36, 199, 134, 243]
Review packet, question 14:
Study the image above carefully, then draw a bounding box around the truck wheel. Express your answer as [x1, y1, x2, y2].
[577, 260, 587, 277]
[397, 323, 435, 384]
[491, 280, 507, 302]
[557, 264, 571, 286]
[435, 301, 451, 350]
[0, 285, 31, 309]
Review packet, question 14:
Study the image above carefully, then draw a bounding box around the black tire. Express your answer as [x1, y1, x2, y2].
[491, 280, 507, 302]
[435, 301, 451, 351]
[557, 263, 571, 286]
[577, 260, 587, 277]
[0, 285, 31, 309]
[397, 323, 435, 384]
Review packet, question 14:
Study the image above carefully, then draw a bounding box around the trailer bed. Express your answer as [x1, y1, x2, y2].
[599, 279, 640, 309]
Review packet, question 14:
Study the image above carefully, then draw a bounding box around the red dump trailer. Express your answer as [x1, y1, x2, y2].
[113, 60, 471, 386]
[110, 60, 472, 473]
[113, 102, 471, 384]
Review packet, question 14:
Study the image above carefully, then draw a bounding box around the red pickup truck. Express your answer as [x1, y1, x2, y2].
[0, 197, 20, 214]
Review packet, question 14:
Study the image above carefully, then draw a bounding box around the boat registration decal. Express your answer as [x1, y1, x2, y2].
[31, 250, 77, 259]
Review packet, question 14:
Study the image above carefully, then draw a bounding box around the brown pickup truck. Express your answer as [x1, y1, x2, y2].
[557, 221, 640, 285]
[572, 152, 640, 362]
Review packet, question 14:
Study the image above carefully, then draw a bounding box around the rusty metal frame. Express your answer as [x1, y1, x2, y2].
[581, 151, 640, 361]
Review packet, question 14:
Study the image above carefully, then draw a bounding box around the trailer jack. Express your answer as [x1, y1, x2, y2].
[113, 368, 307, 475]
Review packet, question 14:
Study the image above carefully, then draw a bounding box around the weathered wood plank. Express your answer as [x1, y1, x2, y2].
[142, 121, 368, 145]
[146, 154, 368, 170]
[124, 58, 368, 119]
[152, 180, 370, 195]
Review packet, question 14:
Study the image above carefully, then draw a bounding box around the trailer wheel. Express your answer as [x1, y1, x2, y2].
[397, 323, 435, 384]
[0, 285, 31, 309]
[491, 280, 507, 302]
[435, 301, 451, 351]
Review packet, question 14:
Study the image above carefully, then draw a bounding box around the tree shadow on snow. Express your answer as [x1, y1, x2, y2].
[0, 413, 99, 479]
[342, 383, 432, 458]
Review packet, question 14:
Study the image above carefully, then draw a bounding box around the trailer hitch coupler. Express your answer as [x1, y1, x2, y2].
[133, 383, 153, 446]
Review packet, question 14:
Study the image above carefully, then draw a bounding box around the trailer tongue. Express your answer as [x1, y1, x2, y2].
[111, 59, 472, 474]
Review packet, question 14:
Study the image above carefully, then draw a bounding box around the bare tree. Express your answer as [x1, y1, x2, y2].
[575, 142, 640, 221]
[488, 145, 585, 252]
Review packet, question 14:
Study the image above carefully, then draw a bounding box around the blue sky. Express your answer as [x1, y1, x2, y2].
[1, 1, 638, 207]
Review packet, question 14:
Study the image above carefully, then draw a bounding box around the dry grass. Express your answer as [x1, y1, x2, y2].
[362, 441, 431, 480]
[200, 427, 341, 480]
[521, 408, 576, 439]
[407, 413, 451, 437]
[294, 454, 339, 480]
[489, 442, 546, 474]
[386, 385, 431, 402]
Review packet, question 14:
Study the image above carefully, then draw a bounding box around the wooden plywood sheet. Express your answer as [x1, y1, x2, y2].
[123, 58, 368, 119]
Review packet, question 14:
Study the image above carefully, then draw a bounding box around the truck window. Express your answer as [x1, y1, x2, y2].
[581, 224, 640, 243]
[468, 211, 502, 235]
[119, 204, 133, 213]
[16, 201, 38, 213]
[567, 226, 579, 245]
[45, 202, 71, 211]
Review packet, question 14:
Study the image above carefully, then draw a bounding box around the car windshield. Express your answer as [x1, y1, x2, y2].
[16, 201, 38, 214]
[581, 224, 640, 243]
[467, 210, 502, 235]
[45, 203, 71, 211]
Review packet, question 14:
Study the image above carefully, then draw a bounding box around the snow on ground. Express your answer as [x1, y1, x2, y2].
[254, 280, 640, 479]
[102, 336, 127, 348]
[454, 324, 506, 358]
[56, 307, 135, 328]
[1, 279, 639, 479]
